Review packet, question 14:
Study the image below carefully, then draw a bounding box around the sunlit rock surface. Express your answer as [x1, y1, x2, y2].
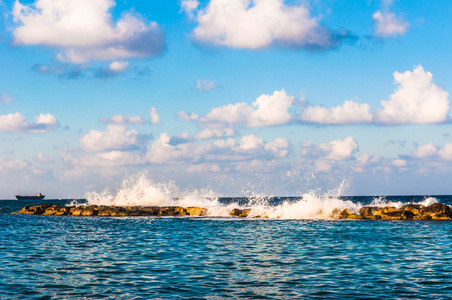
[11, 202, 452, 220]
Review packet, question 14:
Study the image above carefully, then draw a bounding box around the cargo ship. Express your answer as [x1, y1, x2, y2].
[15, 190, 45, 200]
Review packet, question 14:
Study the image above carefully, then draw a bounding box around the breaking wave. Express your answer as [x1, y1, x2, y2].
[83, 172, 439, 220]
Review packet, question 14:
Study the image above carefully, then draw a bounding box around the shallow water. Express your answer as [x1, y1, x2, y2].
[1, 197, 452, 299]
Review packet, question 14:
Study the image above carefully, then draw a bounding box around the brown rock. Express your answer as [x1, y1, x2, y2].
[139, 206, 160, 216]
[98, 205, 112, 216]
[158, 206, 188, 216]
[338, 209, 361, 220]
[185, 207, 207, 216]
[43, 205, 70, 216]
[230, 208, 251, 218]
[359, 206, 380, 218]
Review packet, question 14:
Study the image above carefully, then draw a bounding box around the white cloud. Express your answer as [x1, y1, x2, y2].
[391, 159, 407, 167]
[180, 0, 200, 19]
[109, 61, 129, 72]
[302, 137, 358, 161]
[0, 112, 58, 133]
[0, 158, 30, 173]
[147, 133, 289, 165]
[373, 10, 409, 37]
[413, 143, 438, 158]
[101, 114, 145, 125]
[195, 79, 217, 91]
[183, 89, 294, 128]
[1, 94, 13, 104]
[149, 107, 160, 124]
[194, 127, 235, 140]
[375, 65, 449, 124]
[187, 0, 338, 50]
[438, 144, 452, 161]
[301, 100, 372, 124]
[13, 0, 165, 63]
[34, 152, 55, 164]
[79, 124, 150, 153]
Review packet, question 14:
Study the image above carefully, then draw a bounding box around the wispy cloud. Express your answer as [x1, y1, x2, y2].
[0, 94, 13, 104]
[372, 0, 410, 38]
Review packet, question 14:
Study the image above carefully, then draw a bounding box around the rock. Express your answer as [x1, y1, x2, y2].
[401, 204, 424, 215]
[338, 209, 361, 220]
[230, 208, 251, 218]
[43, 205, 71, 216]
[98, 205, 112, 216]
[420, 203, 452, 220]
[81, 205, 98, 216]
[158, 206, 188, 216]
[109, 207, 128, 217]
[359, 206, 381, 218]
[186, 207, 208, 216]
[139, 206, 160, 216]
[381, 210, 416, 220]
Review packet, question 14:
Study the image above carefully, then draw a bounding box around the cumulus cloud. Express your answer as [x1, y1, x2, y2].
[185, 0, 347, 50]
[0, 158, 30, 173]
[302, 137, 358, 161]
[373, 7, 409, 37]
[391, 159, 407, 167]
[301, 100, 372, 124]
[195, 79, 217, 91]
[375, 65, 449, 124]
[149, 107, 160, 124]
[0, 112, 58, 133]
[79, 124, 151, 153]
[299, 66, 450, 126]
[438, 144, 452, 161]
[13, 0, 166, 63]
[147, 133, 289, 165]
[182, 89, 294, 129]
[194, 127, 235, 140]
[413, 143, 438, 158]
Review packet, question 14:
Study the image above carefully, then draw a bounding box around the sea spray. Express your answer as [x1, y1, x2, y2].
[82, 172, 441, 219]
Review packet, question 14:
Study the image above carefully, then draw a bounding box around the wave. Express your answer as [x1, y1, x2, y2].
[83, 172, 439, 220]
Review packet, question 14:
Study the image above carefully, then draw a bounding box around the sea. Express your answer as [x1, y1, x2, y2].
[2, 176, 452, 299]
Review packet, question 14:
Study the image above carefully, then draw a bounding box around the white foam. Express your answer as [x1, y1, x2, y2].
[82, 173, 443, 219]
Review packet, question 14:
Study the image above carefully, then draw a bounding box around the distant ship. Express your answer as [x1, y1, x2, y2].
[15, 190, 45, 200]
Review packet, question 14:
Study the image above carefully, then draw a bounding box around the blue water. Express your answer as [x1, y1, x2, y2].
[2, 196, 452, 299]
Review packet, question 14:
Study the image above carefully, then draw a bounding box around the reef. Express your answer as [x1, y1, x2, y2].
[335, 203, 452, 220]
[11, 203, 208, 217]
[11, 202, 452, 220]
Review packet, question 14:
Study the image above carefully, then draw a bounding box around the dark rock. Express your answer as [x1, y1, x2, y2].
[139, 206, 160, 216]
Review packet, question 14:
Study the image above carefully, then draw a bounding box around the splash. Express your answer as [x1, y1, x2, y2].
[85, 172, 220, 208]
[82, 173, 441, 220]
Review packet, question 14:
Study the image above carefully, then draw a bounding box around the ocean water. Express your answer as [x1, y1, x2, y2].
[2, 193, 452, 299]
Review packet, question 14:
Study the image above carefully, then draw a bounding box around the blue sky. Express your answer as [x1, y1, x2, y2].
[0, 0, 452, 198]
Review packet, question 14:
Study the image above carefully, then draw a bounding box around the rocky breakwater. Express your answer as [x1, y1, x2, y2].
[12, 203, 208, 217]
[336, 203, 452, 220]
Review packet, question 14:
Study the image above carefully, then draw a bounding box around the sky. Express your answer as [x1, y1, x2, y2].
[0, 0, 452, 198]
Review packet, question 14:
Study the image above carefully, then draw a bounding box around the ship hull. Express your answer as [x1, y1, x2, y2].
[15, 195, 45, 200]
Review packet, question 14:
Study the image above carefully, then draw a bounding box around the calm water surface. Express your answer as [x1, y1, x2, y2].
[1, 198, 452, 299]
